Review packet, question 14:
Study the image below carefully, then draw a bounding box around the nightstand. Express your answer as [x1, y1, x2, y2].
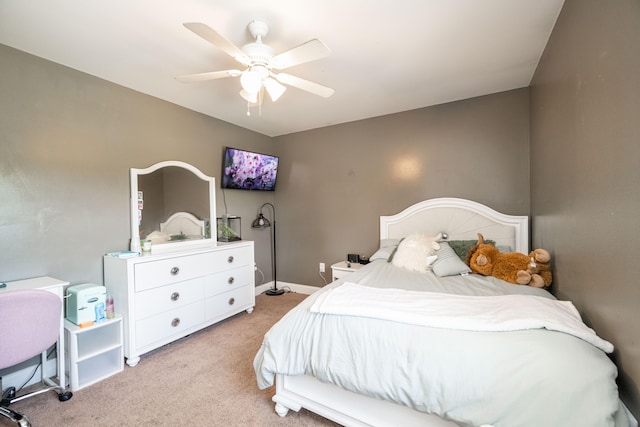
[331, 261, 364, 281]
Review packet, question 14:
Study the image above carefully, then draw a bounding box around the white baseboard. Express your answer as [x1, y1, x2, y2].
[255, 281, 320, 296]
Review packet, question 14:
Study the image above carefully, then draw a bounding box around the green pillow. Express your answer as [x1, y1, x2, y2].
[447, 239, 495, 261]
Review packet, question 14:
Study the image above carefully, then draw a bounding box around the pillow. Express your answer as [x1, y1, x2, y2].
[369, 239, 401, 262]
[432, 242, 472, 277]
[380, 238, 400, 248]
[387, 239, 403, 263]
[448, 239, 496, 261]
[392, 233, 441, 272]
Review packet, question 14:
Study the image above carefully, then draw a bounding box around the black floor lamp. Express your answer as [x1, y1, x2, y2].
[251, 202, 284, 296]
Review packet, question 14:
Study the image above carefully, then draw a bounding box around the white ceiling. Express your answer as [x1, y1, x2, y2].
[0, 0, 564, 137]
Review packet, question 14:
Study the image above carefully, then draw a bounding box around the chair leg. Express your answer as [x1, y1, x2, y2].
[0, 374, 71, 427]
[0, 405, 31, 427]
[2, 386, 16, 406]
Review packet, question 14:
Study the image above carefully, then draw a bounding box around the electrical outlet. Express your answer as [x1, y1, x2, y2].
[319, 262, 325, 273]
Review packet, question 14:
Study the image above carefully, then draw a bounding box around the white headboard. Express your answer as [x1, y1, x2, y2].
[380, 198, 529, 254]
[160, 212, 205, 237]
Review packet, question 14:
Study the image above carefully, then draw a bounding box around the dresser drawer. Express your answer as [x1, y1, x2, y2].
[204, 266, 251, 298]
[214, 246, 252, 270]
[136, 301, 205, 349]
[134, 247, 253, 292]
[135, 277, 204, 320]
[205, 286, 253, 320]
[134, 253, 212, 292]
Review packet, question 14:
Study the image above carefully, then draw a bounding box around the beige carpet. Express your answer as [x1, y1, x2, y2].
[2, 292, 340, 427]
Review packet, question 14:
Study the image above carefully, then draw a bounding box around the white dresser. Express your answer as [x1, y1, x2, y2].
[103, 241, 255, 367]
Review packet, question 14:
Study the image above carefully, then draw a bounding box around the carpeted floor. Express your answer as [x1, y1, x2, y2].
[1, 291, 340, 427]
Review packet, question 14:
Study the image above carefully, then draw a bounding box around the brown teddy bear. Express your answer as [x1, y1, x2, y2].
[467, 233, 552, 288]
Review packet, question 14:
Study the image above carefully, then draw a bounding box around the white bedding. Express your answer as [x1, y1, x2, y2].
[254, 260, 628, 427]
[310, 282, 614, 353]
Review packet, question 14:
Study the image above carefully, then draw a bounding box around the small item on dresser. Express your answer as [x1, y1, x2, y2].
[106, 250, 140, 258]
[106, 294, 115, 319]
[217, 216, 242, 242]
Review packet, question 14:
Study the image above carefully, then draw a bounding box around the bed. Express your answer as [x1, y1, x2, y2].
[144, 211, 207, 250]
[159, 211, 205, 237]
[253, 198, 631, 427]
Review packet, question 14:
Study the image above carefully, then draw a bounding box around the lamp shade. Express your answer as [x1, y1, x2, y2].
[251, 213, 271, 228]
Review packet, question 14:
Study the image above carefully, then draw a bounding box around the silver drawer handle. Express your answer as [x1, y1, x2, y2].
[171, 318, 180, 327]
[170, 292, 180, 301]
[228, 297, 235, 306]
[170, 266, 180, 275]
[228, 276, 234, 284]
[227, 256, 234, 263]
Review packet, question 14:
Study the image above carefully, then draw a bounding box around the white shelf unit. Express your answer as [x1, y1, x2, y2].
[64, 315, 124, 392]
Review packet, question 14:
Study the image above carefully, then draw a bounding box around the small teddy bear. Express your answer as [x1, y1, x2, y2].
[467, 233, 552, 288]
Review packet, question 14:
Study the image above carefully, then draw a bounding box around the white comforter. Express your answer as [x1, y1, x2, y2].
[310, 282, 614, 353]
[254, 260, 628, 427]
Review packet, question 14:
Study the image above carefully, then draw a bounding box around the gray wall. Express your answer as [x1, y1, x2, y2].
[2, 0, 638, 414]
[0, 45, 276, 286]
[530, 0, 639, 415]
[273, 89, 530, 286]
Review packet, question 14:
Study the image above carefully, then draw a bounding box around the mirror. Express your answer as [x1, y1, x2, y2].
[130, 160, 216, 254]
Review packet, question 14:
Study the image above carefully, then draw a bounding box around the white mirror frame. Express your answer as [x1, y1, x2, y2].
[130, 160, 216, 254]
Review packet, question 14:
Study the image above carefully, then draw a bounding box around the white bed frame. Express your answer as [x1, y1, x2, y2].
[271, 198, 529, 427]
[159, 211, 205, 237]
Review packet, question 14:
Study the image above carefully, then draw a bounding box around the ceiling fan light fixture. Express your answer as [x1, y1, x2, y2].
[264, 78, 286, 102]
[240, 70, 262, 93]
[240, 89, 258, 104]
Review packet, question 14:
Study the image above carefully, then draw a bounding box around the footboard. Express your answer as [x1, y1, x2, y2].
[273, 374, 458, 427]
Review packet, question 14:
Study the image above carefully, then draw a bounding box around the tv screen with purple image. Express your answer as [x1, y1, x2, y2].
[221, 147, 279, 191]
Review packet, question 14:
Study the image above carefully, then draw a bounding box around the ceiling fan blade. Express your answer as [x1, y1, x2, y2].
[272, 39, 331, 69]
[274, 73, 335, 98]
[175, 69, 242, 83]
[183, 22, 249, 65]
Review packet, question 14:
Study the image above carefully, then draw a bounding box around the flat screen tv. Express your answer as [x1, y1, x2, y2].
[221, 147, 279, 191]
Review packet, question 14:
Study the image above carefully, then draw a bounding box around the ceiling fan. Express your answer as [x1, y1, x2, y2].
[176, 20, 335, 111]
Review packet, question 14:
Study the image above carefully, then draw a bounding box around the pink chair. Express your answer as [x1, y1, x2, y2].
[0, 290, 73, 426]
